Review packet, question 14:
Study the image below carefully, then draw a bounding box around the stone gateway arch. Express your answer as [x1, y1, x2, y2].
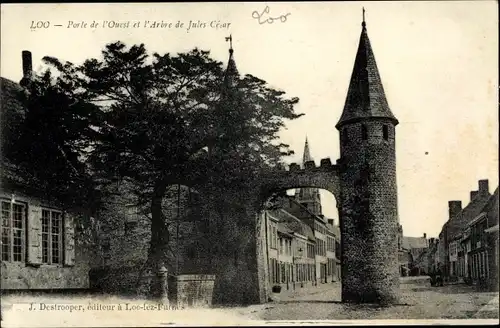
[257, 16, 401, 304]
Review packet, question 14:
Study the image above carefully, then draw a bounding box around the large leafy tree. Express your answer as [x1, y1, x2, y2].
[40, 41, 302, 301]
[3, 68, 102, 213]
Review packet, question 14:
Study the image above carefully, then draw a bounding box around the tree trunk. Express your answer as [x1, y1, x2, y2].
[136, 179, 170, 304]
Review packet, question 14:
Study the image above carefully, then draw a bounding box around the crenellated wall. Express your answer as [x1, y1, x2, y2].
[260, 158, 341, 202]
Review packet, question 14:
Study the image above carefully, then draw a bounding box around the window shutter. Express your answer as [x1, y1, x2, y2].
[27, 205, 43, 265]
[64, 214, 76, 266]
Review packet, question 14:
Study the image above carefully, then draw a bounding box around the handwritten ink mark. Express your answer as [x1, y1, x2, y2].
[252, 6, 290, 25]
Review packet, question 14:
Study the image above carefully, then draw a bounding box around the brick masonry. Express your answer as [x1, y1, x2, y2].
[338, 120, 400, 304]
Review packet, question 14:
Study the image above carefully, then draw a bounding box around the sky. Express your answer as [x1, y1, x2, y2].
[1, 2, 498, 238]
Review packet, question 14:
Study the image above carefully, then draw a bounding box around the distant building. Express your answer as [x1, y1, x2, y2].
[397, 224, 431, 277]
[398, 224, 410, 276]
[462, 187, 498, 290]
[289, 138, 341, 284]
[438, 179, 492, 281]
[325, 218, 341, 282]
[403, 234, 430, 276]
[265, 208, 317, 290]
[427, 238, 440, 273]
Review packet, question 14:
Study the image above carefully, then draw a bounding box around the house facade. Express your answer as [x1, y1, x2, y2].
[0, 176, 89, 290]
[266, 208, 318, 290]
[326, 219, 340, 282]
[1, 61, 90, 291]
[436, 179, 498, 289]
[466, 187, 499, 290]
[437, 179, 492, 281]
[264, 190, 342, 292]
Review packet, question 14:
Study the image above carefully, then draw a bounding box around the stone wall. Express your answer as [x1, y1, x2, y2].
[169, 274, 216, 308]
[1, 249, 90, 290]
[90, 184, 266, 305]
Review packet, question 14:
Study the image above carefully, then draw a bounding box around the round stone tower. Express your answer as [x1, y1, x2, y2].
[336, 11, 400, 304]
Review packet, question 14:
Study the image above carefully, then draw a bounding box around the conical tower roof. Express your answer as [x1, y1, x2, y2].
[223, 35, 239, 89]
[336, 10, 398, 129]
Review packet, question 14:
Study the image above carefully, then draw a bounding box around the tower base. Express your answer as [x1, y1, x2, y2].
[341, 282, 400, 305]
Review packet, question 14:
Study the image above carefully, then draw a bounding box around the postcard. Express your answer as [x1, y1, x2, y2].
[0, 1, 498, 326]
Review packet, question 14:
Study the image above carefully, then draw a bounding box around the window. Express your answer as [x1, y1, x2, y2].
[270, 226, 277, 249]
[41, 209, 63, 264]
[270, 226, 278, 249]
[274, 227, 278, 248]
[361, 125, 368, 140]
[1, 200, 26, 262]
[383, 125, 389, 140]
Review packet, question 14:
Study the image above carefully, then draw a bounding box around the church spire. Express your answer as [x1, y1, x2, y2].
[223, 34, 239, 88]
[303, 136, 312, 163]
[295, 137, 322, 217]
[336, 10, 398, 129]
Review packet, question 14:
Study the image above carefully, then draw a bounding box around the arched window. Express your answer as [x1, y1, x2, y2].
[383, 125, 389, 141]
[361, 124, 368, 140]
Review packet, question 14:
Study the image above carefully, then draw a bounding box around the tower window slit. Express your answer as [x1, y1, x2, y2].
[361, 125, 368, 140]
[383, 125, 389, 140]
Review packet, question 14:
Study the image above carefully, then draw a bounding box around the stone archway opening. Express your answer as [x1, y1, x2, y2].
[258, 182, 343, 300]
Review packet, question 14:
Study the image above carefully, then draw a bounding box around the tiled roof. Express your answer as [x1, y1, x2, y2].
[1, 77, 32, 187]
[268, 209, 316, 241]
[284, 195, 324, 222]
[446, 191, 492, 239]
[336, 20, 398, 128]
[402, 236, 428, 250]
[483, 187, 499, 215]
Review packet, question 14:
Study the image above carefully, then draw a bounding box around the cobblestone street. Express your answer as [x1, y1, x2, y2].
[2, 277, 498, 326]
[237, 277, 499, 321]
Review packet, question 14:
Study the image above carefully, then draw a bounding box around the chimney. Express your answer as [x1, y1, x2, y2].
[470, 190, 478, 201]
[448, 201, 462, 219]
[478, 179, 489, 194]
[22, 50, 33, 79]
[328, 219, 334, 226]
[423, 233, 427, 239]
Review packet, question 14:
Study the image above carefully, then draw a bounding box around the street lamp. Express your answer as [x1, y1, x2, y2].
[293, 246, 304, 289]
